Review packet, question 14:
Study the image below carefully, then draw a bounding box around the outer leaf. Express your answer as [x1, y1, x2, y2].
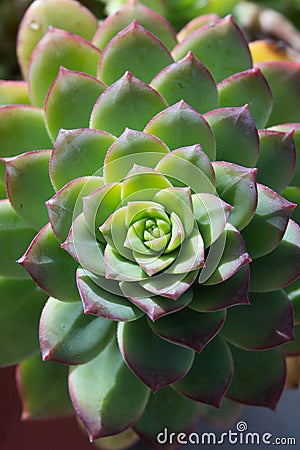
[19, 223, 80, 302]
[90, 72, 167, 136]
[77, 268, 144, 322]
[45, 69, 106, 142]
[204, 106, 259, 167]
[0, 200, 36, 279]
[172, 16, 252, 83]
[200, 223, 251, 285]
[17, 355, 73, 420]
[120, 281, 193, 321]
[104, 129, 169, 183]
[17, 0, 98, 77]
[69, 337, 150, 440]
[177, 14, 219, 42]
[226, 345, 286, 409]
[218, 68, 273, 128]
[190, 265, 250, 311]
[0, 80, 30, 105]
[172, 336, 233, 408]
[4, 150, 54, 230]
[50, 128, 114, 191]
[256, 130, 296, 193]
[213, 161, 257, 230]
[133, 387, 198, 449]
[257, 61, 300, 127]
[282, 186, 300, 223]
[241, 184, 296, 259]
[250, 220, 300, 292]
[117, 317, 194, 391]
[151, 51, 219, 114]
[270, 123, 300, 187]
[149, 308, 225, 353]
[92, 0, 177, 51]
[0, 105, 52, 184]
[222, 290, 294, 350]
[144, 101, 216, 159]
[28, 27, 101, 107]
[40, 296, 115, 365]
[47, 176, 105, 243]
[0, 277, 47, 366]
[98, 21, 173, 85]
[156, 145, 215, 195]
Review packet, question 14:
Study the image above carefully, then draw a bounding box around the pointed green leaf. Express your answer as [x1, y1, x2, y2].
[204, 106, 259, 167]
[282, 186, 300, 223]
[18, 355, 73, 420]
[4, 150, 54, 230]
[190, 265, 250, 311]
[155, 145, 216, 194]
[144, 101, 216, 159]
[0, 105, 52, 184]
[149, 308, 225, 353]
[0, 277, 47, 366]
[152, 51, 219, 114]
[192, 193, 232, 248]
[50, 128, 115, 191]
[140, 270, 198, 300]
[172, 336, 233, 408]
[17, 0, 98, 77]
[40, 296, 115, 365]
[90, 72, 167, 136]
[104, 129, 169, 183]
[177, 14, 219, 42]
[62, 213, 106, 276]
[153, 187, 194, 236]
[28, 28, 101, 107]
[256, 130, 296, 193]
[45, 69, 106, 142]
[83, 183, 122, 239]
[120, 281, 193, 321]
[121, 165, 172, 202]
[93, 0, 176, 51]
[242, 184, 296, 258]
[213, 161, 257, 230]
[257, 61, 300, 127]
[104, 245, 147, 281]
[77, 268, 144, 322]
[269, 123, 300, 187]
[226, 345, 286, 409]
[133, 387, 198, 448]
[47, 176, 105, 243]
[0, 200, 36, 279]
[250, 219, 300, 292]
[98, 21, 173, 85]
[118, 317, 194, 391]
[200, 223, 251, 285]
[222, 290, 294, 350]
[0, 80, 30, 105]
[172, 16, 252, 83]
[69, 337, 150, 439]
[218, 68, 273, 128]
[19, 223, 80, 302]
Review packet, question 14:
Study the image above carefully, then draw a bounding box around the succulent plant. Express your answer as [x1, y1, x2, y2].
[0, 0, 300, 449]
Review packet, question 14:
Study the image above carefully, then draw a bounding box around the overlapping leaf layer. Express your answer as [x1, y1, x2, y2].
[0, 1, 299, 449]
